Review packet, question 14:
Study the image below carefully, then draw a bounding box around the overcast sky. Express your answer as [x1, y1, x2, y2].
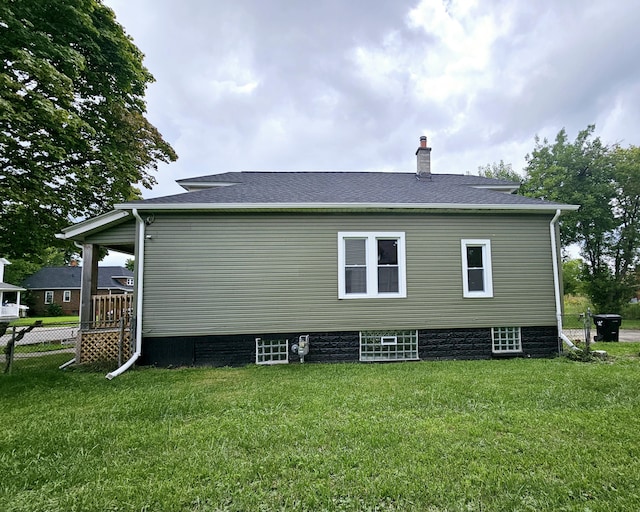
[100, 0, 640, 263]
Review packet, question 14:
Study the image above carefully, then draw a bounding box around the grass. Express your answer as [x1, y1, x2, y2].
[13, 341, 71, 354]
[9, 316, 79, 327]
[2, 348, 640, 511]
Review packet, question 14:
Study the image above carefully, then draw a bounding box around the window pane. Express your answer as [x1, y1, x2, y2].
[346, 267, 367, 293]
[468, 268, 484, 291]
[378, 267, 399, 292]
[467, 246, 483, 268]
[345, 238, 366, 265]
[377, 239, 398, 265]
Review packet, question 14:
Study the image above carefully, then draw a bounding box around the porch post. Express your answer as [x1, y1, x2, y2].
[80, 243, 99, 330]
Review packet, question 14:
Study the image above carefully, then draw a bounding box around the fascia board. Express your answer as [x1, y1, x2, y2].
[58, 210, 131, 240]
[115, 202, 580, 213]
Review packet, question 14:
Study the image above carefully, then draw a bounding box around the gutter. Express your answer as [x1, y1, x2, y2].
[114, 201, 580, 212]
[549, 208, 578, 351]
[106, 208, 145, 379]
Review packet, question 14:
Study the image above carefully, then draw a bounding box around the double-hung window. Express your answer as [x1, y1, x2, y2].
[461, 239, 493, 298]
[63, 290, 71, 303]
[44, 291, 54, 304]
[338, 232, 406, 299]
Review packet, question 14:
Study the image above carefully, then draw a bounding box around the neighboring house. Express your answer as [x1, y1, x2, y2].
[0, 258, 26, 321]
[22, 266, 134, 316]
[61, 136, 578, 370]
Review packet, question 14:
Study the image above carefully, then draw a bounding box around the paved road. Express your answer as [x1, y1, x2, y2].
[618, 330, 640, 342]
[0, 325, 78, 347]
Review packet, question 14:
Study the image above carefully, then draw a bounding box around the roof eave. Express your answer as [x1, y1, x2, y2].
[115, 202, 580, 213]
[0, 283, 26, 292]
[471, 185, 520, 194]
[58, 210, 131, 241]
[177, 181, 241, 191]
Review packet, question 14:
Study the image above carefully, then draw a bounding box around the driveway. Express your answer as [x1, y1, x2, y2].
[618, 330, 640, 342]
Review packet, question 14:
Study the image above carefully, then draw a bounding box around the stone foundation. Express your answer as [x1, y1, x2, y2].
[141, 326, 559, 368]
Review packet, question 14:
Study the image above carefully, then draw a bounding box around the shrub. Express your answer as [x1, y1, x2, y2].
[45, 302, 64, 317]
[622, 302, 640, 320]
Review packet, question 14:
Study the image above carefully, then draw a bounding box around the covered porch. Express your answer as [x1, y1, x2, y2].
[58, 210, 139, 364]
[1, 258, 26, 322]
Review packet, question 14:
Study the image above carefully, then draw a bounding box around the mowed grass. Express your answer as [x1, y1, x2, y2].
[2, 348, 640, 511]
[9, 316, 79, 327]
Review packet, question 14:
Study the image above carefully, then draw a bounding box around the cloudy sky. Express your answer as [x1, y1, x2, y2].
[100, 0, 640, 263]
[104, 0, 640, 196]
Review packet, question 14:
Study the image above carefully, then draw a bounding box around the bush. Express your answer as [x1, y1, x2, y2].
[45, 302, 64, 317]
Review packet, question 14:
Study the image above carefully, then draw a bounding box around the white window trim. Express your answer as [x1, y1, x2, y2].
[126, 278, 134, 286]
[63, 290, 71, 302]
[44, 291, 54, 304]
[492, 327, 522, 354]
[461, 239, 493, 298]
[337, 231, 407, 299]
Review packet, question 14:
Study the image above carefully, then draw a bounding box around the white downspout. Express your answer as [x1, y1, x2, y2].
[106, 208, 145, 379]
[550, 208, 578, 351]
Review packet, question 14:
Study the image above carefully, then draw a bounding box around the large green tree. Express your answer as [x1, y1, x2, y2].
[0, 0, 177, 262]
[477, 160, 522, 183]
[522, 126, 640, 312]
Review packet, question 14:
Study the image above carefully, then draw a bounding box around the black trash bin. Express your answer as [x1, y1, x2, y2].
[593, 314, 622, 342]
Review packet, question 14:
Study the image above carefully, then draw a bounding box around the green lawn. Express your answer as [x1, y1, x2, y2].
[2, 347, 640, 511]
[13, 341, 70, 354]
[9, 316, 79, 327]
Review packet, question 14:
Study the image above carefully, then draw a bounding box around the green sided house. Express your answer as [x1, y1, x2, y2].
[60, 137, 578, 374]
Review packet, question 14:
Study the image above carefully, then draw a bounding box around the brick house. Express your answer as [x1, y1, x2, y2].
[22, 266, 133, 316]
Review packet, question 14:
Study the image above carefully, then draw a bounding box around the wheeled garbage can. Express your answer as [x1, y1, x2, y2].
[593, 314, 622, 342]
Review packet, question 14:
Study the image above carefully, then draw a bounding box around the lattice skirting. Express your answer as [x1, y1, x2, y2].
[79, 328, 131, 364]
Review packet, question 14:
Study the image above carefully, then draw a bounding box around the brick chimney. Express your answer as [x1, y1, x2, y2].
[416, 135, 432, 179]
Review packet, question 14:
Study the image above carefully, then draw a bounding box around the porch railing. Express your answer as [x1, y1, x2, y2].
[91, 294, 133, 328]
[0, 304, 20, 319]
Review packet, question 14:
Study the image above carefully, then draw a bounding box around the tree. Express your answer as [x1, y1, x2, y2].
[2, 247, 68, 286]
[609, 146, 640, 289]
[522, 126, 639, 312]
[0, 0, 177, 263]
[562, 259, 585, 296]
[125, 258, 134, 272]
[477, 160, 522, 183]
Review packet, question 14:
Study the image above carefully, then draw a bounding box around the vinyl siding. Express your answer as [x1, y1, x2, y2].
[142, 212, 557, 337]
[85, 219, 136, 245]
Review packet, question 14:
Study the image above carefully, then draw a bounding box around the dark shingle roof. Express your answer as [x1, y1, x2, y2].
[22, 266, 134, 291]
[126, 171, 569, 210]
